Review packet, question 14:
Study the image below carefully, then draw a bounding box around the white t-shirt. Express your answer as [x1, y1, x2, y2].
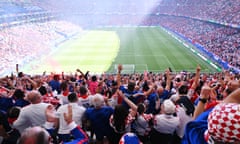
[56, 103, 86, 134]
[13, 103, 50, 132]
[153, 114, 180, 134]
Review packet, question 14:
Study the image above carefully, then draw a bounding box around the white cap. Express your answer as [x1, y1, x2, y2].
[163, 99, 176, 114]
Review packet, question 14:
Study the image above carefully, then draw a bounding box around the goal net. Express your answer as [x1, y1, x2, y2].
[114, 64, 135, 74]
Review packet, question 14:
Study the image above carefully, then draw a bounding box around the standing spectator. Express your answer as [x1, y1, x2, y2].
[110, 90, 138, 144]
[84, 93, 114, 144]
[17, 104, 88, 144]
[77, 69, 98, 95]
[13, 90, 51, 133]
[205, 88, 240, 143]
[134, 103, 153, 143]
[0, 110, 20, 144]
[49, 75, 61, 94]
[119, 132, 142, 144]
[78, 86, 92, 108]
[56, 92, 86, 143]
[12, 89, 30, 107]
[58, 81, 70, 105]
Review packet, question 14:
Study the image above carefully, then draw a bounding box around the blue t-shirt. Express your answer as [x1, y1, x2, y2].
[146, 93, 158, 114]
[159, 89, 170, 101]
[181, 108, 213, 144]
[0, 97, 14, 112]
[85, 106, 114, 140]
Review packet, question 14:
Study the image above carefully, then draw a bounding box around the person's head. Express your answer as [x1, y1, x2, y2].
[79, 86, 87, 95]
[53, 75, 59, 81]
[68, 92, 78, 103]
[17, 126, 50, 144]
[178, 85, 189, 95]
[205, 103, 240, 144]
[157, 86, 164, 96]
[137, 103, 145, 115]
[119, 132, 142, 144]
[60, 81, 68, 91]
[91, 75, 97, 82]
[91, 93, 104, 108]
[7, 106, 21, 120]
[127, 81, 135, 92]
[26, 90, 42, 104]
[18, 72, 24, 78]
[142, 80, 149, 91]
[225, 80, 239, 95]
[162, 99, 176, 114]
[113, 104, 129, 133]
[0, 111, 12, 137]
[38, 86, 47, 96]
[12, 89, 25, 99]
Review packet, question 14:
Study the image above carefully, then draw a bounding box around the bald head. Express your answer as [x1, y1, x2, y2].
[26, 90, 42, 104]
[225, 80, 240, 95]
[228, 80, 239, 90]
[17, 126, 50, 144]
[157, 86, 164, 95]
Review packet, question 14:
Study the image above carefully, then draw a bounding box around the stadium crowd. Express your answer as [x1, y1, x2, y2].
[1, 0, 240, 73]
[0, 1, 240, 143]
[0, 20, 83, 75]
[0, 64, 240, 144]
[141, 16, 240, 70]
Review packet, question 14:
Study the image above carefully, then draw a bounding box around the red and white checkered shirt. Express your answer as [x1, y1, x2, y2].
[206, 103, 240, 143]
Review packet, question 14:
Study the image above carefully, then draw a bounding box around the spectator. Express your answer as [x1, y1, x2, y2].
[84, 93, 115, 144]
[134, 103, 153, 143]
[0, 110, 20, 144]
[17, 104, 88, 144]
[205, 88, 240, 143]
[56, 92, 86, 143]
[119, 132, 142, 144]
[12, 89, 30, 107]
[110, 90, 138, 144]
[150, 99, 180, 144]
[13, 90, 51, 132]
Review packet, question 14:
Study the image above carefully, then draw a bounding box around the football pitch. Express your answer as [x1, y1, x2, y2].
[24, 27, 220, 75]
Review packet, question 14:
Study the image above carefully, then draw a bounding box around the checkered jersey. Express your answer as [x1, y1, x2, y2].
[207, 103, 240, 143]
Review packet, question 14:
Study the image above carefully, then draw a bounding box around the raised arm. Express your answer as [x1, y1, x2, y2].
[117, 64, 122, 88]
[193, 85, 211, 119]
[117, 90, 137, 112]
[22, 76, 37, 90]
[165, 68, 171, 91]
[191, 65, 201, 90]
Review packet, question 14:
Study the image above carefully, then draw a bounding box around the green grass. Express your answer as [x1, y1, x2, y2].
[23, 27, 219, 74]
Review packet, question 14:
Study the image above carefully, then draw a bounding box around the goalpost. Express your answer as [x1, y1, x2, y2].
[114, 64, 135, 74]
